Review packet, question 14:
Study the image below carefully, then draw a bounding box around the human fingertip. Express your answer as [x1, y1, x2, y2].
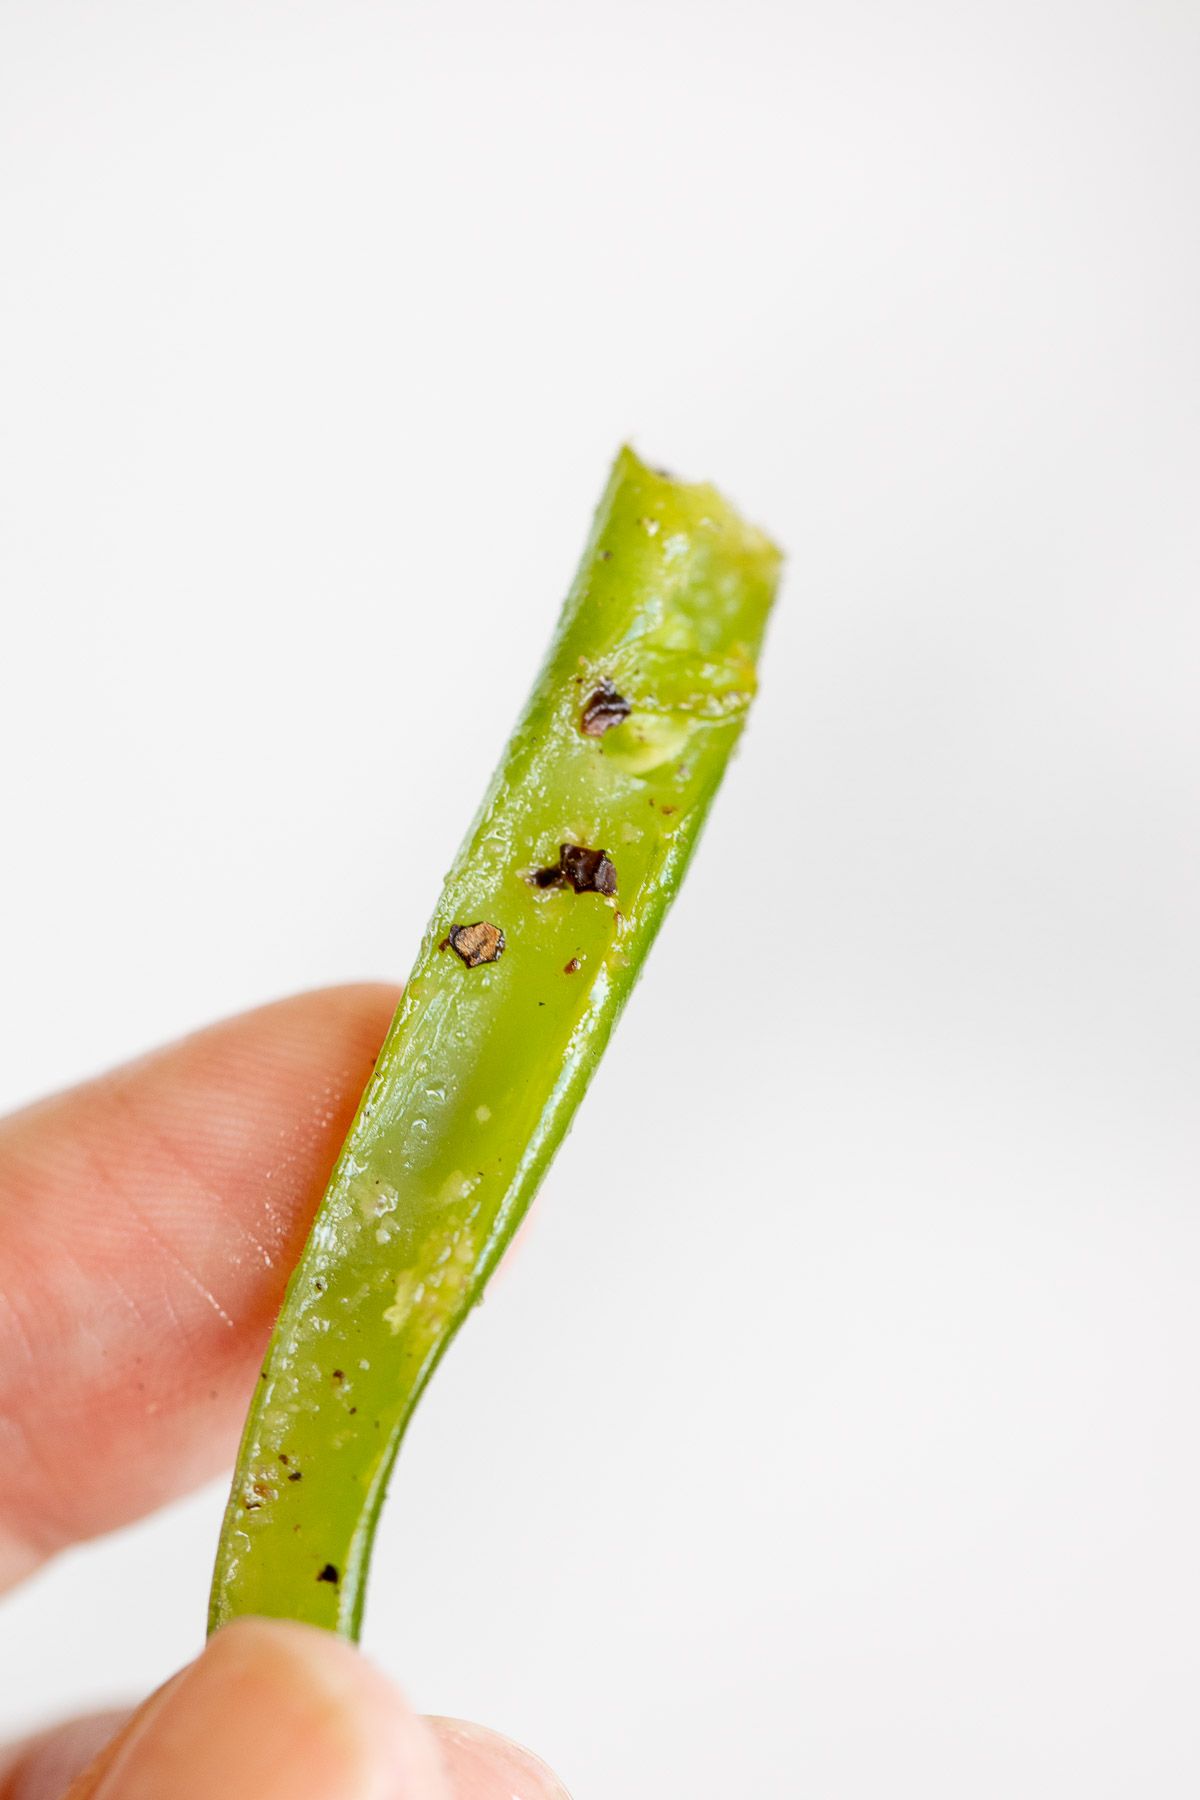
[0, 1710, 129, 1800]
[65, 1619, 450, 1800]
[429, 1716, 572, 1799]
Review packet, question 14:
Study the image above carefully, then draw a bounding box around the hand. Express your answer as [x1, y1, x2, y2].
[0, 987, 568, 1799]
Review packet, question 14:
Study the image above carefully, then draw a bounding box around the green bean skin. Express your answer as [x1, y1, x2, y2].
[208, 447, 780, 1637]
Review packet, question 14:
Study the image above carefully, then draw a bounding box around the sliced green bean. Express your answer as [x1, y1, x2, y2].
[208, 446, 780, 1637]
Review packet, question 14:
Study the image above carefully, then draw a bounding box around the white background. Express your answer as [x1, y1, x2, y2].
[2, 2, 1198, 1794]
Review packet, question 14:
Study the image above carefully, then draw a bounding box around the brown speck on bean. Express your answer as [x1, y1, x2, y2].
[559, 844, 618, 896]
[600, 549, 613, 560]
[580, 679, 632, 738]
[331, 1369, 345, 1384]
[531, 844, 618, 898]
[564, 957, 581, 974]
[449, 921, 505, 967]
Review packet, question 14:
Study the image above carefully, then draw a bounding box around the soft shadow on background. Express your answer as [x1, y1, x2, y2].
[1, 3, 1197, 1795]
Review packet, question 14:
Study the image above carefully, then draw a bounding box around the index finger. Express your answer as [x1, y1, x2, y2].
[0, 984, 399, 1592]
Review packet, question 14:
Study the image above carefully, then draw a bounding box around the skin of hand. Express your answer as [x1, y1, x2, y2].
[0, 987, 570, 1800]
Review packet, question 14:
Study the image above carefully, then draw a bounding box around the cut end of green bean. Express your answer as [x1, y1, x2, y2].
[208, 446, 781, 1639]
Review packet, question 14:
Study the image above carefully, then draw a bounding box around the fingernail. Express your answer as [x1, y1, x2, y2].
[430, 1716, 572, 1799]
[87, 1619, 450, 1800]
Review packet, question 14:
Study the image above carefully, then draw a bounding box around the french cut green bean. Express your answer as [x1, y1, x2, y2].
[209, 446, 780, 1637]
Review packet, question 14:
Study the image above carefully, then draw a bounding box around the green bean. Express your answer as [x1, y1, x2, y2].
[208, 446, 780, 1637]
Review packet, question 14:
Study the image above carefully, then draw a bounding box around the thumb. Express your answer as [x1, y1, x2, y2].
[36, 1620, 567, 1800]
[61, 1620, 449, 1800]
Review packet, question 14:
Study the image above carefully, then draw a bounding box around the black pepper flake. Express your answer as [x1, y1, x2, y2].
[331, 1369, 345, 1384]
[287, 1470, 303, 1482]
[580, 678, 632, 738]
[564, 956, 581, 974]
[530, 843, 618, 898]
[560, 844, 618, 896]
[448, 921, 505, 967]
[317, 1562, 339, 1585]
